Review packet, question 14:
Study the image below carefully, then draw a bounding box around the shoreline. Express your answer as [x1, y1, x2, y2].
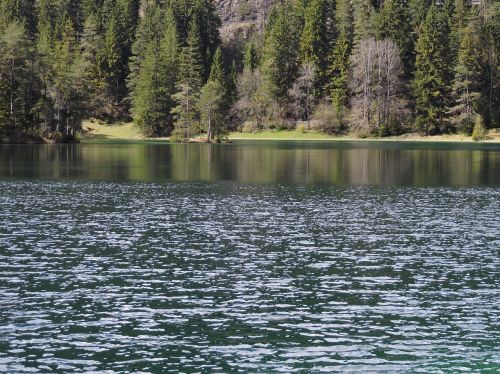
[4, 121, 498, 144]
[80, 121, 500, 144]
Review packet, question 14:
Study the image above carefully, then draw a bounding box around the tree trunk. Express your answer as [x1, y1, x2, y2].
[207, 111, 212, 143]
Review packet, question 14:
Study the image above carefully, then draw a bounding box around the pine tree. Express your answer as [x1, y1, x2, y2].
[157, 9, 179, 133]
[352, 0, 375, 45]
[377, 0, 415, 76]
[244, 43, 258, 72]
[198, 80, 226, 142]
[300, 0, 330, 93]
[0, 21, 33, 135]
[481, 0, 500, 127]
[131, 7, 179, 136]
[413, 5, 452, 134]
[80, 15, 108, 118]
[448, 13, 482, 134]
[227, 59, 238, 105]
[103, 10, 122, 104]
[209, 46, 231, 111]
[193, 0, 222, 79]
[335, 0, 354, 45]
[48, 18, 83, 136]
[408, 0, 432, 32]
[449, 0, 470, 56]
[127, 1, 163, 99]
[171, 18, 204, 141]
[262, 2, 300, 102]
[328, 32, 350, 119]
[132, 39, 161, 136]
[209, 47, 225, 87]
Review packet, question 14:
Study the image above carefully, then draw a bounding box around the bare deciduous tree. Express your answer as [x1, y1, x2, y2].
[349, 38, 409, 135]
[289, 62, 316, 129]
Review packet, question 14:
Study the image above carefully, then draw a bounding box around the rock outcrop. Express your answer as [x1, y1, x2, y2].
[215, 0, 275, 40]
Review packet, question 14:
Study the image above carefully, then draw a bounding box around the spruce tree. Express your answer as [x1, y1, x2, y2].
[413, 5, 452, 134]
[48, 18, 82, 136]
[80, 15, 108, 118]
[300, 0, 330, 93]
[335, 0, 354, 45]
[262, 2, 300, 102]
[0, 21, 33, 135]
[131, 7, 179, 136]
[103, 11, 122, 104]
[481, 0, 500, 127]
[327, 32, 350, 120]
[448, 14, 482, 134]
[198, 80, 226, 142]
[244, 43, 259, 72]
[227, 59, 238, 105]
[377, 0, 415, 76]
[157, 9, 179, 134]
[352, 0, 375, 44]
[171, 18, 204, 141]
[127, 1, 162, 99]
[209, 47, 225, 87]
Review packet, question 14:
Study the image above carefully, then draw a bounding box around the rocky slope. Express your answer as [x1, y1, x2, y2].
[215, 0, 275, 40]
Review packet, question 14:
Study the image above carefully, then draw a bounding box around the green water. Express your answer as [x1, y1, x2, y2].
[0, 141, 499, 185]
[0, 141, 499, 372]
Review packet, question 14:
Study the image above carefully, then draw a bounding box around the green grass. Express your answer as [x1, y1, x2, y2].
[229, 129, 342, 140]
[80, 121, 500, 143]
[81, 121, 146, 142]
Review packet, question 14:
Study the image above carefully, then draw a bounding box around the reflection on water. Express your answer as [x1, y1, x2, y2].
[0, 141, 499, 185]
[0, 141, 499, 372]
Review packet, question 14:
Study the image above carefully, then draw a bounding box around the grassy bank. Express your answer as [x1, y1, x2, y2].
[81, 120, 146, 141]
[80, 120, 500, 143]
[229, 129, 500, 142]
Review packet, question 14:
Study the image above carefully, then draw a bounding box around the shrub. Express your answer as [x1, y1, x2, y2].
[312, 103, 343, 134]
[242, 121, 258, 133]
[472, 115, 487, 141]
[296, 123, 306, 133]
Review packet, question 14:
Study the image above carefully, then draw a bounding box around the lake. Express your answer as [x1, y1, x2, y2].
[0, 141, 499, 372]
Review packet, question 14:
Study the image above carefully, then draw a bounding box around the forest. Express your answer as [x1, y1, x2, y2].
[0, 0, 498, 142]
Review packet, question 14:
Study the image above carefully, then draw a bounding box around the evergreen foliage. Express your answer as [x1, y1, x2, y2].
[0, 0, 498, 142]
[448, 13, 482, 134]
[261, 3, 300, 102]
[413, 5, 452, 134]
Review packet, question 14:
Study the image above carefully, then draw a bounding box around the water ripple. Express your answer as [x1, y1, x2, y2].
[0, 181, 499, 372]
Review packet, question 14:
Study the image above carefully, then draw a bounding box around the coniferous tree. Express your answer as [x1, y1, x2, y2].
[300, 0, 330, 93]
[352, 0, 375, 45]
[244, 43, 259, 73]
[209, 47, 225, 87]
[198, 80, 226, 141]
[48, 18, 83, 136]
[377, 0, 415, 76]
[127, 1, 162, 100]
[448, 13, 483, 134]
[171, 18, 204, 141]
[328, 32, 350, 120]
[335, 0, 354, 45]
[449, 0, 470, 57]
[262, 2, 300, 102]
[413, 5, 452, 134]
[80, 15, 108, 118]
[227, 59, 238, 105]
[0, 21, 34, 136]
[131, 7, 179, 136]
[481, 0, 500, 127]
[103, 11, 122, 105]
